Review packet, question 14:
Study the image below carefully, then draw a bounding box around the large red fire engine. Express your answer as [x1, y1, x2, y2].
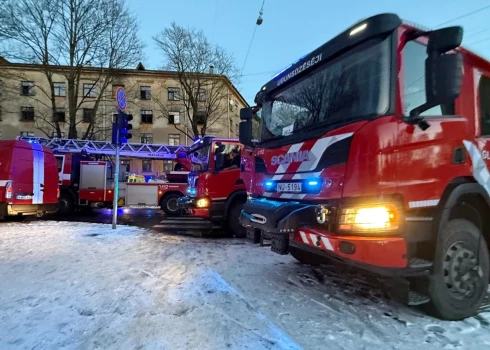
[0, 140, 59, 219]
[177, 136, 248, 236]
[238, 13, 490, 320]
[17, 137, 190, 215]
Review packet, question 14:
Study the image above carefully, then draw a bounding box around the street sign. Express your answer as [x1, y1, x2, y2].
[116, 87, 127, 112]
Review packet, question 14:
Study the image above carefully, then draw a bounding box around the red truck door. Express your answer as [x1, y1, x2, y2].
[207, 142, 243, 199]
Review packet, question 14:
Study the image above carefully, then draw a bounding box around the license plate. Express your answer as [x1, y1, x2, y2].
[277, 182, 302, 193]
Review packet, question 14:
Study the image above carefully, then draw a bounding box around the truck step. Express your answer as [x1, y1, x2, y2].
[407, 291, 430, 306]
[153, 224, 213, 230]
[408, 258, 433, 270]
[270, 235, 288, 255]
[246, 228, 261, 244]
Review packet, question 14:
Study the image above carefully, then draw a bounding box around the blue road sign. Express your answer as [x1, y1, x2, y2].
[116, 87, 127, 111]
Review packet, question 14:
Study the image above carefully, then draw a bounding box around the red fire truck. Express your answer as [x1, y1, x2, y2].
[238, 13, 490, 320]
[177, 136, 248, 236]
[0, 140, 59, 219]
[17, 137, 190, 215]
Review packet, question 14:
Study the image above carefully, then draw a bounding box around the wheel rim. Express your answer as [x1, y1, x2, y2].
[167, 198, 178, 212]
[443, 241, 483, 300]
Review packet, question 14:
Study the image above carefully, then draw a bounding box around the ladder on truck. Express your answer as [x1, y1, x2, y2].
[16, 137, 190, 159]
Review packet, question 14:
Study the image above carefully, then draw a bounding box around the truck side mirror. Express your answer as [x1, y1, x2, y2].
[239, 121, 252, 147]
[240, 107, 253, 121]
[408, 26, 463, 128]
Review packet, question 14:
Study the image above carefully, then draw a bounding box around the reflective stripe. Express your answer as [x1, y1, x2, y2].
[0, 180, 9, 186]
[408, 200, 439, 209]
[32, 143, 45, 204]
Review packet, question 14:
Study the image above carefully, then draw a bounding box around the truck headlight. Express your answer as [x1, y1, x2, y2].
[339, 204, 399, 233]
[196, 198, 210, 208]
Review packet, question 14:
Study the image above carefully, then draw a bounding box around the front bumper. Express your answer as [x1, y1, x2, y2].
[178, 196, 209, 218]
[240, 198, 316, 234]
[241, 198, 410, 271]
[3, 203, 58, 217]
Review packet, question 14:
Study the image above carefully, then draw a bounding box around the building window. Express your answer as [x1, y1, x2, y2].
[21, 106, 35, 121]
[83, 108, 94, 123]
[54, 82, 66, 97]
[236, 123, 238, 135]
[142, 160, 152, 172]
[140, 109, 153, 124]
[163, 160, 174, 173]
[168, 111, 180, 124]
[83, 83, 96, 98]
[20, 131, 35, 137]
[112, 85, 125, 98]
[21, 81, 35, 96]
[141, 133, 153, 144]
[480, 76, 490, 136]
[403, 40, 454, 117]
[168, 134, 180, 146]
[196, 111, 206, 124]
[51, 131, 66, 138]
[53, 108, 66, 122]
[168, 87, 180, 101]
[229, 117, 233, 133]
[196, 88, 206, 102]
[0, 106, 2, 121]
[140, 86, 151, 100]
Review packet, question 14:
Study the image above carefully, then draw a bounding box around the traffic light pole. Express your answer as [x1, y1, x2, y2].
[112, 123, 120, 229]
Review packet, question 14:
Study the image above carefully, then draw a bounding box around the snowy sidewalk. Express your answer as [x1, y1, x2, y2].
[1, 221, 490, 350]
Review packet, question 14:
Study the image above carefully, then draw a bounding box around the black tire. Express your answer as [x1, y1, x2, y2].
[428, 218, 489, 320]
[227, 200, 246, 238]
[58, 193, 75, 215]
[289, 246, 325, 266]
[161, 193, 181, 216]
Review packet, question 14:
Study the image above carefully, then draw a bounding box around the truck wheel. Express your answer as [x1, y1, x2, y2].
[161, 193, 180, 216]
[227, 200, 246, 238]
[428, 219, 489, 320]
[289, 246, 325, 266]
[58, 193, 75, 215]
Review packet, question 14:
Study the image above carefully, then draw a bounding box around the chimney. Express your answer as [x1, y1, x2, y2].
[209, 65, 214, 74]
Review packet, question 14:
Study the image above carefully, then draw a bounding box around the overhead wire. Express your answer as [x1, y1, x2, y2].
[240, 0, 265, 76]
[433, 4, 490, 28]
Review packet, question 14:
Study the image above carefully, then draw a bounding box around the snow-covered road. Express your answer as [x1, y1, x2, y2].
[1, 221, 490, 350]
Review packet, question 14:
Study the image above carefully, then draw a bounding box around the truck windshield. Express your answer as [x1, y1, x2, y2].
[189, 145, 210, 172]
[261, 36, 391, 142]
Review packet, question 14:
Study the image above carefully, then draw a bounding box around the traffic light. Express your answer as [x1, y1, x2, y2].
[111, 112, 133, 145]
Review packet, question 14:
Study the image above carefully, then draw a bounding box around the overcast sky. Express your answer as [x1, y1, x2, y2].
[126, 0, 490, 105]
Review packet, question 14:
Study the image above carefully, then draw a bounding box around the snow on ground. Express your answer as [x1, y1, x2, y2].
[1, 220, 490, 350]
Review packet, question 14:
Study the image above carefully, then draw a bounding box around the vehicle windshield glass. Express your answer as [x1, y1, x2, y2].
[260, 36, 391, 142]
[189, 145, 210, 172]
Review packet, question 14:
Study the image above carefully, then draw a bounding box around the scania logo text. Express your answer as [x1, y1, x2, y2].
[271, 150, 309, 166]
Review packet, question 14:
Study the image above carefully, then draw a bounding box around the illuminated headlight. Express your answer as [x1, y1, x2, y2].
[196, 198, 210, 208]
[339, 205, 399, 233]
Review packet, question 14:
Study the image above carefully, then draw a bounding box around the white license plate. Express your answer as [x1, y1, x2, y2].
[277, 182, 302, 193]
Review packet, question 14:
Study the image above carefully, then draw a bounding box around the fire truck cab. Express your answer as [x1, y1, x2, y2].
[239, 13, 490, 320]
[178, 136, 247, 236]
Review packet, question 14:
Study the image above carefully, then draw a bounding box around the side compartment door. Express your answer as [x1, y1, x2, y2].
[470, 71, 490, 191]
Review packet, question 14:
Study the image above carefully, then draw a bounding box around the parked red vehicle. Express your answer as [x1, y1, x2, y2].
[18, 137, 190, 215]
[0, 140, 59, 219]
[238, 13, 490, 320]
[178, 136, 248, 236]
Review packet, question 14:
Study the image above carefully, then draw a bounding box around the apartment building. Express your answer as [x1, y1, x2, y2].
[0, 59, 248, 147]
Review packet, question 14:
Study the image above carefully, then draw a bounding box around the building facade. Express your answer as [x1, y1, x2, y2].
[0, 59, 248, 147]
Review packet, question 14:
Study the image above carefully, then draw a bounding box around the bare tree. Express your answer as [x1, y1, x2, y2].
[153, 22, 239, 140]
[0, 0, 143, 139]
